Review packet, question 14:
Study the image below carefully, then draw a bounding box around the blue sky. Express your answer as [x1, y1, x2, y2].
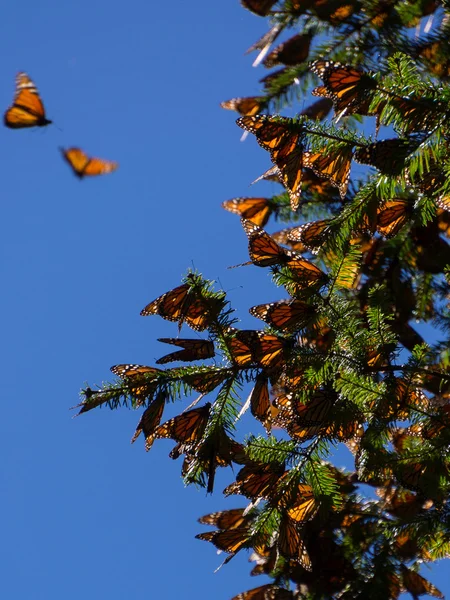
[2, 1, 448, 598]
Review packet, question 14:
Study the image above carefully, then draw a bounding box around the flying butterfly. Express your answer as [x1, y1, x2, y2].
[153, 403, 211, 445]
[303, 146, 353, 198]
[353, 138, 419, 176]
[231, 585, 294, 600]
[4, 72, 52, 129]
[271, 228, 308, 252]
[250, 299, 315, 331]
[60, 147, 118, 179]
[198, 508, 249, 530]
[222, 197, 275, 227]
[263, 32, 312, 68]
[221, 96, 267, 116]
[130, 392, 166, 450]
[156, 338, 214, 364]
[241, 0, 277, 16]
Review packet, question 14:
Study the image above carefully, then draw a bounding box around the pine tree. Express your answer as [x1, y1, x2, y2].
[76, 1, 450, 598]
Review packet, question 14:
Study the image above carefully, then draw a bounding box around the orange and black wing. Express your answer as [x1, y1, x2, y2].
[198, 508, 248, 530]
[140, 284, 190, 319]
[153, 403, 211, 444]
[60, 147, 118, 179]
[4, 72, 51, 128]
[130, 393, 166, 449]
[250, 299, 314, 331]
[303, 147, 353, 198]
[376, 200, 410, 237]
[249, 374, 272, 432]
[156, 338, 215, 364]
[242, 218, 297, 266]
[278, 515, 312, 569]
[111, 364, 161, 379]
[221, 96, 266, 116]
[354, 138, 419, 176]
[288, 219, 331, 252]
[222, 197, 274, 227]
[263, 32, 312, 68]
[196, 527, 251, 553]
[311, 60, 376, 117]
[237, 114, 300, 153]
[231, 585, 294, 600]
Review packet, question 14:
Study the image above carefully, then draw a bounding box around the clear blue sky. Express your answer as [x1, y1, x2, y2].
[2, 1, 447, 598]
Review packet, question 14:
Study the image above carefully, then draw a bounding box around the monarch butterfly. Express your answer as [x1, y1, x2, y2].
[4, 72, 52, 129]
[130, 392, 166, 450]
[311, 60, 377, 119]
[59, 147, 118, 179]
[374, 377, 428, 421]
[390, 96, 440, 135]
[250, 299, 314, 331]
[110, 364, 161, 380]
[229, 330, 292, 369]
[198, 508, 249, 530]
[353, 138, 419, 176]
[239, 218, 300, 267]
[273, 389, 336, 427]
[220, 96, 267, 116]
[110, 364, 162, 405]
[278, 515, 312, 569]
[237, 115, 303, 153]
[285, 487, 319, 523]
[375, 200, 411, 237]
[271, 228, 308, 252]
[249, 374, 272, 432]
[263, 32, 312, 68]
[195, 527, 251, 554]
[281, 257, 327, 290]
[182, 368, 229, 394]
[303, 146, 353, 198]
[400, 565, 444, 600]
[156, 338, 215, 364]
[241, 0, 277, 16]
[288, 219, 330, 252]
[300, 97, 334, 121]
[222, 197, 275, 227]
[231, 585, 294, 600]
[153, 403, 211, 444]
[140, 282, 222, 331]
[223, 461, 286, 499]
[271, 145, 305, 211]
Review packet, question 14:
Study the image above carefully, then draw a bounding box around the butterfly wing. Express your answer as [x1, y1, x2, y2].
[60, 147, 118, 178]
[4, 72, 51, 128]
[156, 338, 215, 364]
[222, 197, 274, 227]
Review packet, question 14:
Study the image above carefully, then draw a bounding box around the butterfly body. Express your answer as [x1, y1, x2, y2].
[4, 72, 51, 129]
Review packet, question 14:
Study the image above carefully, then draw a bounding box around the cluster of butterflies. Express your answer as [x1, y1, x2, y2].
[4, 72, 118, 179]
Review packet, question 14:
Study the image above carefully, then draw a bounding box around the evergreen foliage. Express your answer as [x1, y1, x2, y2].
[77, 1, 450, 597]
